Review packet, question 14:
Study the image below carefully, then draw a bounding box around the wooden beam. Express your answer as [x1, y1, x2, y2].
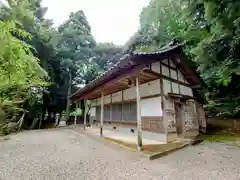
[143, 69, 192, 88]
[81, 65, 144, 99]
[168, 59, 173, 93]
[110, 93, 112, 121]
[136, 76, 143, 151]
[100, 91, 104, 136]
[176, 68, 181, 94]
[159, 62, 167, 144]
[121, 90, 124, 121]
[139, 73, 153, 79]
[95, 94, 162, 106]
[162, 62, 177, 71]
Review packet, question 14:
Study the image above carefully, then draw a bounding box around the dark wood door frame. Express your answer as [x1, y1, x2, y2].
[174, 102, 184, 135]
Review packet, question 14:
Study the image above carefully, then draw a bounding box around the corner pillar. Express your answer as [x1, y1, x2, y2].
[136, 76, 142, 151]
[100, 91, 104, 136]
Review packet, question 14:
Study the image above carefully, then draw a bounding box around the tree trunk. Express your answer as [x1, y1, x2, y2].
[39, 112, 43, 129]
[29, 117, 38, 129]
[18, 112, 26, 131]
[65, 70, 72, 122]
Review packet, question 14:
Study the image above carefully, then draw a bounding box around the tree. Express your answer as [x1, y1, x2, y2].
[0, 19, 48, 131]
[139, 0, 240, 117]
[94, 42, 122, 70]
[0, 0, 62, 129]
[56, 10, 98, 121]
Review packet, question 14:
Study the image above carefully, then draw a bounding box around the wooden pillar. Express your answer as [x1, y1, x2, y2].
[121, 90, 124, 123]
[110, 94, 112, 121]
[100, 91, 104, 136]
[74, 102, 78, 126]
[160, 62, 167, 143]
[136, 76, 142, 151]
[168, 59, 173, 93]
[84, 100, 87, 130]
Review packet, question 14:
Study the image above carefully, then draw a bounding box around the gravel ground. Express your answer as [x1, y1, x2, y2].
[0, 129, 239, 180]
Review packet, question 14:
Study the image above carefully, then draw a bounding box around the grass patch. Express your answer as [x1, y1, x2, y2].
[202, 134, 240, 147]
[203, 134, 240, 142]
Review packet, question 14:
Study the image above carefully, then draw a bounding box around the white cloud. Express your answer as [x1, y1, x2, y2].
[42, 0, 150, 45]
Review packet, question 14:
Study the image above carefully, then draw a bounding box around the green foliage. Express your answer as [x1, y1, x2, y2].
[139, 0, 240, 117]
[0, 19, 48, 127]
[70, 108, 82, 116]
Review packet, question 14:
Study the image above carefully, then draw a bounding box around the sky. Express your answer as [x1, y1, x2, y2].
[42, 0, 150, 45]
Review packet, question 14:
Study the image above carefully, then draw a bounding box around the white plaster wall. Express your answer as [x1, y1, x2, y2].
[171, 69, 177, 79]
[104, 95, 111, 104]
[165, 98, 175, 110]
[172, 82, 179, 94]
[162, 59, 168, 64]
[141, 97, 162, 116]
[178, 70, 185, 82]
[90, 107, 96, 116]
[123, 87, 136, 100]
[140, 79, 160, 97]
[162, 65, 169, 76]
[163, 79, 171, 95]
[96, 98, 101, 106]
[151, 62, 160, 73]
[112, 91, 122, 102]
[169, 59, 176, 68]
[180, 85, 193, 96]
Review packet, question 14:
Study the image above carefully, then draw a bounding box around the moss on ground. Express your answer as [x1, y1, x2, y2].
[202, 134, 240, 147]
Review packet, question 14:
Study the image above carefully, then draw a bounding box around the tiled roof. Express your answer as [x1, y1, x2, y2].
[70, 43, 183, 99]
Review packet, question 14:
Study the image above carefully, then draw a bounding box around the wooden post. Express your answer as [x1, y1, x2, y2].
[160, 62, 167, 143]
[168, 59, 173, 93]
[121, 90, 124, 123]
[100, 91, 104, 136]
[65, 70, 72, 121]
[110, 94, 112, 121]
[136, 76, 142, 151]
[74, 102, 78, 126]
[84, 100, 87, 130]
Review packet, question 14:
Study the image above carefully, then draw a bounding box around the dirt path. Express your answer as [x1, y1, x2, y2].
[0, 129, 239, 180]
